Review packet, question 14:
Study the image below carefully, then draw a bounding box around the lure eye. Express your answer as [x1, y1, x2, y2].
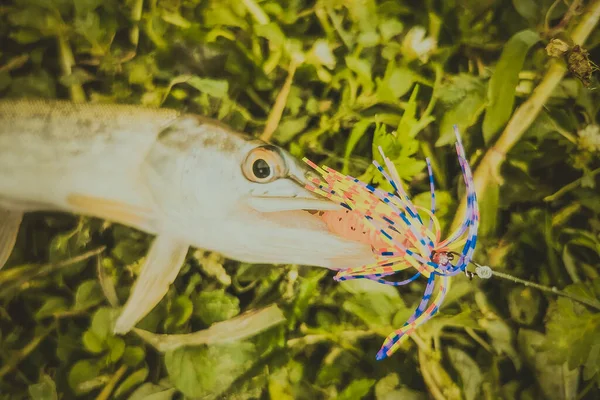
[242, 145, 287, 183]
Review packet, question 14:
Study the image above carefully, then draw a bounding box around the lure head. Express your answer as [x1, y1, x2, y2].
[431, 251, 453, 268]
[142, 115, 377, 269]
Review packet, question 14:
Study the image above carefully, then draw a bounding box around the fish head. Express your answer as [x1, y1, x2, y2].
[143, 115, 377, 270]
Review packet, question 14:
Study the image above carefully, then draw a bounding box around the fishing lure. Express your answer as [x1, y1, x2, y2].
[303, 126, 479, 360]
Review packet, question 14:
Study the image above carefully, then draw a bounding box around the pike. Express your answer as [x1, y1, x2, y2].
[0, 98, 375, 333]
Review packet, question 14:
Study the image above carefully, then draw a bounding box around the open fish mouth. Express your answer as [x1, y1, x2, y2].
[246, 195, 343, 213]
[246, 194, 347, 233]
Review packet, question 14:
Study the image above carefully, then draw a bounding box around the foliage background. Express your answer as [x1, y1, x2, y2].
[1, 0, 600, 399]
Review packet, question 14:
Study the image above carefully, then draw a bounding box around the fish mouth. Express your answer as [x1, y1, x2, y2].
[256, 206, 377, 270]
[245, 195, 343, 213]
[246, 195, 376, 270]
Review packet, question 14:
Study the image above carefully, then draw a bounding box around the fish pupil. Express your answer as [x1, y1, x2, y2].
[253, 159, 271, 179]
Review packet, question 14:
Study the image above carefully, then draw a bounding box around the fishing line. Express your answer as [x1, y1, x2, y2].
[467, 261, 600, 311]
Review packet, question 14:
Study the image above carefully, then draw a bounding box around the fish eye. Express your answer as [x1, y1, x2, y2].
[242, 145, 287, 183]
[252, 159, 271, 179]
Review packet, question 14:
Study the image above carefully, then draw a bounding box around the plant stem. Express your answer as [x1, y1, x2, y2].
[0, 247, 106, 298]
[129, 0, 144, 47]
[449, 0, 600, 234]
[260, 59, 300, 142]
[57, 34, 85, 103]
[242, 0, 270, 25]
[0, 323, 56, 379]
[418, 349, 447, 400]
[465, 327, 493, 353]
[95, 365, 127, 400]
[544, 167, 600, 201]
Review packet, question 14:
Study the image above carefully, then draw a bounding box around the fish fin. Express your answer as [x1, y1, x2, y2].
[0, 208, 23, 270]
[66, 194, 152, 227]
[113, 235, 189, 334]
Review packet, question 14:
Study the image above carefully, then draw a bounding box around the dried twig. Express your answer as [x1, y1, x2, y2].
[450, 0, 600, 234]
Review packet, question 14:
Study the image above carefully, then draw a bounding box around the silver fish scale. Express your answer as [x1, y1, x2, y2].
[0, 99, 180, 168]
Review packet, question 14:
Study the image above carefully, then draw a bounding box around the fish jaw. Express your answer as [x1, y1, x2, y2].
[233, 209, 379, 270]
[160, 204, 375, 270]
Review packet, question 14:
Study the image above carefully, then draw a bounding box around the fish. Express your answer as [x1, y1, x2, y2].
[0, 98, 377, 334]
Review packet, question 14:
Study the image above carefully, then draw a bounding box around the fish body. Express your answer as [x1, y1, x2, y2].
[0, 99, 178, 232]
[0, 98, 376, 333]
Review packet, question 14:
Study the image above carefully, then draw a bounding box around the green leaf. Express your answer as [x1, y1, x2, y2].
[204, 6, 248, 28]
[436, 74, 487, 147]
[539, 296, 600, 371]
[481, 318, 521, 370]
[164, 342, 256, 398]
[372, 122, 399, 163]
[379, 19, 404, 41]
[398, 85, 418, 130]
[342, 280, 405, 328]
[511, 0, 540, 24]
[508, 287, 541, 325]
[28, 374, 58, 400]
[7, 7, 61, 35]
[9, 69, 56, 99]
[375, 373, 400, 400]
[194, 289, 240, 325]
[47, 225, 92, 276]
[161, 11, 192, 28]
[123, 346, 146, 367]
[268, 364, 297, 400]
[583, 343, 600, 381]
[73, 280, 104, 311]
[358, 31, 380, 47]
[82, 330, 104, 354]
[90, 307, 119, 341]
[128, 61, 152, 85]
[316, 349, 356, 386]
[106, 336, 126, 363]
[419, 310, 480, 340]
[518, 329, 580, 400]
[338, 378, 376, 400]
[345, 56, 374, 94]
[413, 190, 454, 233]
[186, 77, 229, 98]
[128, 383, 176, 400]
[343, 119, 373, 174]
[374, 373, 426, 400]
[291, 270, 328, 326]
[68, 359, 102, 395]
[35, 297, 69, 319]
[376, 65, 415, 104]
[0, 71, 11, 91]
[482, 30, 540, 142]
[273, 116, 310, 145]
[447, 348, 483, 400]
[59, 68, 96, 88]
[255, 23, 286, 46]
[165, 295, 194, 329]
[73, 0, 104, 16]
